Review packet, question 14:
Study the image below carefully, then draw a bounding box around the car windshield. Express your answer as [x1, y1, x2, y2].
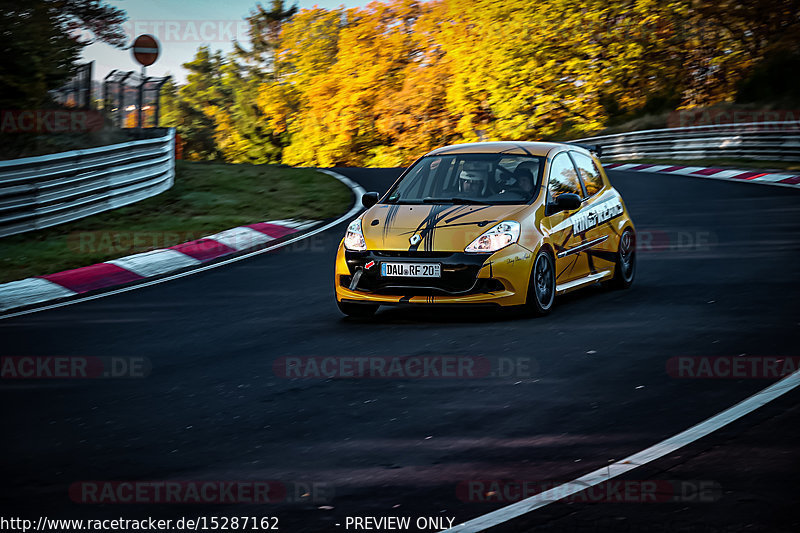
[385, 154, 545, 205]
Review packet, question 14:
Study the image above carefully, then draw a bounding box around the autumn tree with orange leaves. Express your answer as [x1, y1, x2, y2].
[164, 0, 800, 166]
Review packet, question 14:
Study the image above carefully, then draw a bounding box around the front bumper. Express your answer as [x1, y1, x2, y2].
[334, 243, 534, 307]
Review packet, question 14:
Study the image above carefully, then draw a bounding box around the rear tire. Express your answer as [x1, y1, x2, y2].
[525, 249, 556, 316]
[337, 300, 379, 318]
[610, 228, 635, 289]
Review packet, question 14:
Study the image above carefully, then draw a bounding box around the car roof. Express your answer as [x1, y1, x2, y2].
[425, 141, 582, 157]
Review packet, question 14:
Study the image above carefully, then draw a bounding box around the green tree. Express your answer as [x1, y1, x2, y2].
[214, 60, 282, 163]
[162, 47, 224, 160]
[0, 0, 126, 108]
[234, 0, 299, 80]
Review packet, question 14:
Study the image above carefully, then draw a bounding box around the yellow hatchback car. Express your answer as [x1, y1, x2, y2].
[334, 141, 635, 317]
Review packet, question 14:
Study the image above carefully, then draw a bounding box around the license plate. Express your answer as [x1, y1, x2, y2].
[380, 262, 441, 278]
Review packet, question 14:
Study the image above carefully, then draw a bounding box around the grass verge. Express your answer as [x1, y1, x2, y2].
[0, 161, 352, 284]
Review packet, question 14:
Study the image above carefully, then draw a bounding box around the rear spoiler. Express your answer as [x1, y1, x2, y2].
[567, 143, 603, 158]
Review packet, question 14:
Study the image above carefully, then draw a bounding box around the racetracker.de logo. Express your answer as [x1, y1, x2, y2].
[666, 356, 800, 379]
[273, 356, 538, 379]
[70, 481, 284, 504]
[1, 356, 150, 379]
[1, 110, 104, 134]
[69, 481, 333, 504]
[68, 231, 227, 255]
[668, 108, 800, 128]
[636, 229, 716, 254]
[123, 20, 251, 43]
[457, 480, 721, 503]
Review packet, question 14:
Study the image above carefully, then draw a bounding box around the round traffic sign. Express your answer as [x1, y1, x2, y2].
[132, 34, 160, 67]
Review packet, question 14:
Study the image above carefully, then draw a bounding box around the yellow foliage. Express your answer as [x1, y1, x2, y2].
[172, 0, 799, 165]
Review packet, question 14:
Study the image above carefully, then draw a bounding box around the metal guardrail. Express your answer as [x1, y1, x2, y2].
[575, 122, 800, 162]
[0, 128, 175, 238]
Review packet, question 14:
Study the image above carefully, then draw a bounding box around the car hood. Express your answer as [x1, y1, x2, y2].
[362, 203, 527, 252]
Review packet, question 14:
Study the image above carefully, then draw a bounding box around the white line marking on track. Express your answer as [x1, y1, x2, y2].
[0, 170, 366, 320]
[444, 367, 800, 533]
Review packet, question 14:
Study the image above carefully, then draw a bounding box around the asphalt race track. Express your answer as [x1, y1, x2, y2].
[1, 168, 799, 533]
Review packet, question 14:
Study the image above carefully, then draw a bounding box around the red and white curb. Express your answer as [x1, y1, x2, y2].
[0, 219, 317, 312]
[605, 162, 800, 188]
[0, 169, 365, 320]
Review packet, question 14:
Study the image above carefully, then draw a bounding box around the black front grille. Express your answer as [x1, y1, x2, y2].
[343, 250, 498, 295]
[372, 251, 452, 258]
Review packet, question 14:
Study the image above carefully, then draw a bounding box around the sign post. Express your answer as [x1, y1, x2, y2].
[131, 34, 160, 127]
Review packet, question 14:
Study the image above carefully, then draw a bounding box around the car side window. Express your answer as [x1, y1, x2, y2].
[570, 151, 604, 198]
[547, 152, 583, 201]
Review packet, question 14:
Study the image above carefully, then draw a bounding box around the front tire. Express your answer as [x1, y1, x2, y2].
[337, 300, 379, 318]
[610, 228, 635, 289]
[526, 249, 556, 316]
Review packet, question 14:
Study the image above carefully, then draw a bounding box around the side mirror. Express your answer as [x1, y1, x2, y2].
[361, 192, 379, 208]
[552, 193, 582, 213]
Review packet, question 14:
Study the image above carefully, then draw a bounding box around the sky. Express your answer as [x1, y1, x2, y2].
[81, 0, 362, 84]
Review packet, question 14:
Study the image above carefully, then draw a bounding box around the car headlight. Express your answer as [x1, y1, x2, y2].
[465, 221, 520, 253]
[344, 219, 367, 251]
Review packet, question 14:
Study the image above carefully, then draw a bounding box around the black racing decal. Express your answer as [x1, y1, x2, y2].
[444, 205, 493, 224]
[383, 204, 401, 239]
[584, 248, 617, 264]
[554, 230, 618, 275]
[553, 226, 575, 258]
[586, 239, 597, 274]
[437, 219, 497, 230]
[407, 204, 436, 251]
[441, 205, 468, 223]
[396, 218, 498, 237]
[511, 143, 534, 156]
[409, 205, 459, 252]
[592, 222, 622, 269]
[405, 204, 515, 253]
[557, 255, 579, 280]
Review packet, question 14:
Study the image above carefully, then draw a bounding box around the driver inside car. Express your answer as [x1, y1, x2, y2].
[458, 161, 490, 197]
[499, 162, 537, 199]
